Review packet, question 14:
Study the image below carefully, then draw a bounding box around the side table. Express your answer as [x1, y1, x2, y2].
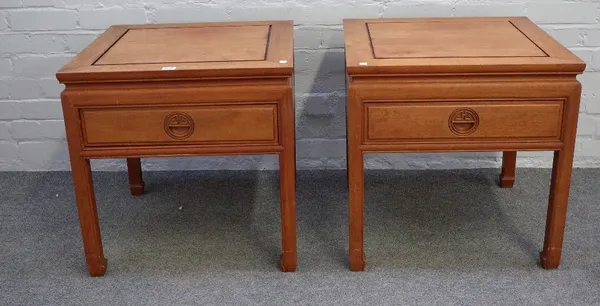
[57, 21, 297, 276]
[343, 17, 585, 271]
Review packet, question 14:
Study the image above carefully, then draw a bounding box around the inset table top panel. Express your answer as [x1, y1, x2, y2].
[57, 21, 293, 83]
[95, 25, 271, 65]
[368, 21, 546, 59]
[344, 17, 585, 75]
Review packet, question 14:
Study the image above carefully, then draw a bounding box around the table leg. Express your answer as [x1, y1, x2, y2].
[63, 97, 107, 277]
[348, 148, 365, 271]
[347, 88, 365, 271]
[70, 157, 107, 276]
[279, 148, 297, 272]
[279, 88, 296, 272]
[540, 83, 580, 269]
[499, 151, 517, 188]
[126, 158, 144, 196]
[540, 149, 575, 269]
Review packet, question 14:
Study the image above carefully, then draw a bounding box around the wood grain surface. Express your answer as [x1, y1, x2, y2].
[344, 17, 585, 75]
[58, 21, 297, 276]
[344, 17, 585, 271]
[368, 21, 546, 59]
[365, 101, 563, 141]
[95, 25, 271, 65]
[57, 21, 293, 83]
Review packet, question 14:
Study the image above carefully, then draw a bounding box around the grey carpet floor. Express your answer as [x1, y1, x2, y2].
[1, 169, 599, 305]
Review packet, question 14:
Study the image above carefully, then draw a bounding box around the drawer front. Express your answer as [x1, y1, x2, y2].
[365, 101, 563, 142]
[82, 104, 278, 146]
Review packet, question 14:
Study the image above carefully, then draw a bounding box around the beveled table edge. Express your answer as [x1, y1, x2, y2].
[57, 20, 295, 84]
[343, 17, 586, 76]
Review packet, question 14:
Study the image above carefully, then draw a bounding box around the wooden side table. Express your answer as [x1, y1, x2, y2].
[343, 17, 586, 271]
[56, 21, 297, 276]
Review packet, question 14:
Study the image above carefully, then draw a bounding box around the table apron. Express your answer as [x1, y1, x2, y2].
[360, 141, 563, 153]
[78, 144, 284, 159]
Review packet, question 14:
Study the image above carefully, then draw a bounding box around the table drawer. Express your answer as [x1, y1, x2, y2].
[81, 104, 278, 146]
[365, 101, 564, 142]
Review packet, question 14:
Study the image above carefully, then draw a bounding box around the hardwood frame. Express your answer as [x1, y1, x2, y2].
[500, 152, 517, 188]
[61, 81, 297, 276]
[344, 17, 585, 271]
[58, 21, 296, 276]
[126, 158, 144, 195]
[344, 17, 584, 75]
[347, 76, 582, 271]
[57, 21, 294, 83]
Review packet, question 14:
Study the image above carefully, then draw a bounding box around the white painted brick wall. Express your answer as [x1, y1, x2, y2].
[1, 0, 600, 171]
[79, 8, 147, 30]
[65, 34, 99, 52]
[6, 79, 43, 99]
[0, 58, 11, 76]
[9, 10, 78, 31]
[10, 120, 65, 140]
[0, 141, 18, 168]
[0, 102, 21, 119]
[0, 12, 8, 31]
[0, 82, 9, 99]
[13, 55, 72, 77]
[382, 4, 453, 18]
[0, 1, 23, 9]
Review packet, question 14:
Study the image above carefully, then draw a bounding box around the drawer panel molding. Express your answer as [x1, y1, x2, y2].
[365, 100, 564, 142]
[81, 104, 278, 146]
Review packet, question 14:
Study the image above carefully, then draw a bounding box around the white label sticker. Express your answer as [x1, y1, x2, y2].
[359, 62, 368, 66]
[161, 66, 177, 70]
[279, 60, 288, 64]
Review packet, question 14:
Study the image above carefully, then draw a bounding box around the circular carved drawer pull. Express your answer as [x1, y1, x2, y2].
[448, 108, 479, 136]
[164, 112, 194, 140]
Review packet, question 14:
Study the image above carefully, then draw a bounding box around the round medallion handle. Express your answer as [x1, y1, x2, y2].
[164, 112, 195, 140]
[448, 108, 479, 136]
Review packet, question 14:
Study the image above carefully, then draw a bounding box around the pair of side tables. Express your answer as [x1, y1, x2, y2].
[56, 17, 585, 276]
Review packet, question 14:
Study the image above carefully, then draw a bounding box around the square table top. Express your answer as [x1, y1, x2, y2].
[57, 21, 294, 84]
[344, 17, 585, 76]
